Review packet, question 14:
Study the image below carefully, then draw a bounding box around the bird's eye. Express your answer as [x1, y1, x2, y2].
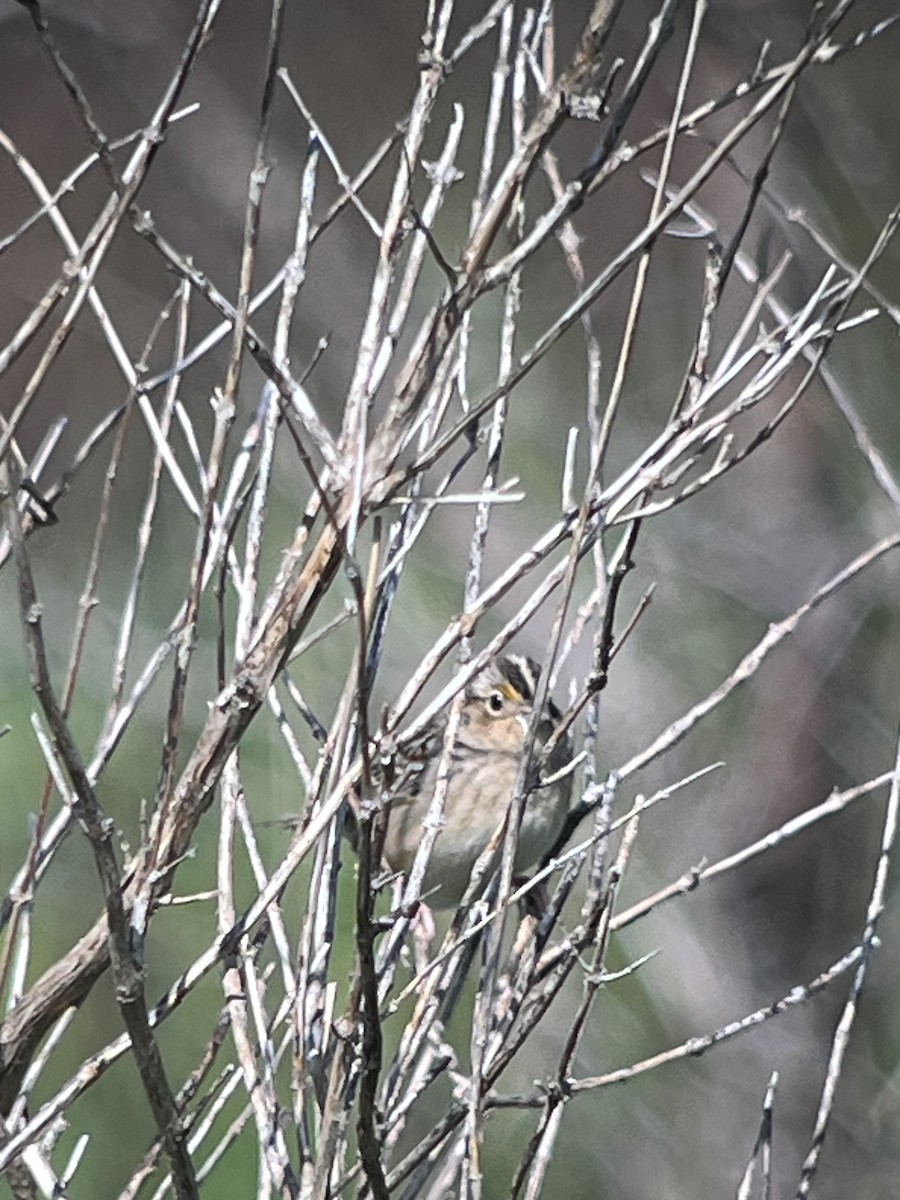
[487, 690, 505, 714]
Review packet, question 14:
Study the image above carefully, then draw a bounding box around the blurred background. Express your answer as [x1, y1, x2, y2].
[1, 1, 899, 1197]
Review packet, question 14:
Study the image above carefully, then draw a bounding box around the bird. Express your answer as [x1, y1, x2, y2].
[380, 654, 573, 909]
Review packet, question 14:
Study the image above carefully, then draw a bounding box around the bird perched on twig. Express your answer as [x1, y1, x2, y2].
[381, 654, 574, 909]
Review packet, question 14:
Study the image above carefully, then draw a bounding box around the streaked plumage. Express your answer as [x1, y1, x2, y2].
[382, 655, 572, 907]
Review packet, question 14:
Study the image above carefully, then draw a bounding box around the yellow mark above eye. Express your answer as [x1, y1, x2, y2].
[498, 682, 522, 702]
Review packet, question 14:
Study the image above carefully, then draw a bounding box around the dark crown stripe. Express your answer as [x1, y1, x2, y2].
[502, 654, 538, 704]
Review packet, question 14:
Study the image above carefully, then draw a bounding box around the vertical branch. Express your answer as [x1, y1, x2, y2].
[2, 466, 199, 1199]
[795, 729, 900, 1197]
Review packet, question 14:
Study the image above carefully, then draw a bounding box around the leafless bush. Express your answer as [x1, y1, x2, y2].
[1, 2, 899, 1198]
